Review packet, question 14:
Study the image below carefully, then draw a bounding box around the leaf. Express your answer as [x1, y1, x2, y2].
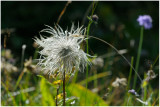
[37, 75, 56, 88]
[142, 80, 148, 88]
[1, 82, 17, 106]
[78, 71, 111, 85]
[67, 84, 108, 106]
[40, 77, 55, 106]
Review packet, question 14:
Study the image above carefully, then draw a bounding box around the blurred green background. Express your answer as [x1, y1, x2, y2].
[1, 1, 159, 106]
[2, 0, 159, 81]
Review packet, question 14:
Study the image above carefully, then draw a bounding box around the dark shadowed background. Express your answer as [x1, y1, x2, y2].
[1, 1, 159, 90]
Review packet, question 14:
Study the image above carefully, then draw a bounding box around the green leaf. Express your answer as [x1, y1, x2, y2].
[37, 75, 56, 88]
[1, 81, 17, 106]
[67, 83, 108, 106]
[78, 71, 111, 85]
[40, 77, 55, 106]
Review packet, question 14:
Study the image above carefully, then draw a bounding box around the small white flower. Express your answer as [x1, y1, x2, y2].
[146, 70, 157, 81]
[112, 77, 127, 87]
[34, 23, 91, 77]
[92, 57, 104, 68]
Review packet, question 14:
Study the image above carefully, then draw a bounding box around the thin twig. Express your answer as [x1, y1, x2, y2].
[3, 29, 11, 48]
[89, 36, 143, 83]
[14, 71, 25, 90]
[152, 55, 159, 68]
[56, 1, 72, 26]
[152, 97, 159, 106]
[81, 2, 94, 25]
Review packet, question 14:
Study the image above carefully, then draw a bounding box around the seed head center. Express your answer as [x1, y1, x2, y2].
[59, 46, 72, 57]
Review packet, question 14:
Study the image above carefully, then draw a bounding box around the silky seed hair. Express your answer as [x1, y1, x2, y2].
[34, 23, 91, 77]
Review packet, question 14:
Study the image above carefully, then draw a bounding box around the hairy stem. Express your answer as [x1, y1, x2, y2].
[56, 86, 59, 106]
[63, 71, 65, 106]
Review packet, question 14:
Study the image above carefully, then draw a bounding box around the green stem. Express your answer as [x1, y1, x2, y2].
[85, 2, 97, 105]
[85, 18, 92, 106]
[14, 71, 25, 90]
[143, 81, 147, 101]
[142, 74, 148, 104]
[94, 69, 98, 88]
[33, 48, 39, 59]
[72, 70, 78, 83]
[123, 56, 134, 105]
[133, 26, 144, 89]
[152, 55, 159, 69]
[86, 21, 92, 89]
[127, 56, 134, 90]
[86, 1, 98, 89]
[2, 81, 17, 106]
[127, 96, 131, 106]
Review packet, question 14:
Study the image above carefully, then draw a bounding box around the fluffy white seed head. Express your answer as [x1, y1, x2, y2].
[34, 23, 91, 77]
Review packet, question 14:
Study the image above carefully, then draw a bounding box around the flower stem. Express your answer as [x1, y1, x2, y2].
[86, 0, 97, 91]
[143, 79, 147, 102]
[14, 71, 25, 90]
[85, 2, 98, 105]
[63, 71, 65, 106]
[133, 26, 144, 89]
[21, 45, 26, 70]
[86, 21, 92, 89]
[94, 69, 98, 88]
[127, 56, 134, 90]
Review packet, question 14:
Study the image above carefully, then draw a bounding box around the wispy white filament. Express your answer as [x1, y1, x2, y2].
[35, 23, 91, 76]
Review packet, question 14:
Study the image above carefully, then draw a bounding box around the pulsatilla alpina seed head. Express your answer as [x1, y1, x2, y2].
[34, 23, 91, 77]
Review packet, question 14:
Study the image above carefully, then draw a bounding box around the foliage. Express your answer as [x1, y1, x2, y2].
[1, 1, 159, 106]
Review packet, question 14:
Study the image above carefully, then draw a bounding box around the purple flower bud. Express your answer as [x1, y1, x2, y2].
[92, 14, 99, 22]
[128, 89, 139, 96]
[137, 15, 152, 29]
[128, 89, 136, 94]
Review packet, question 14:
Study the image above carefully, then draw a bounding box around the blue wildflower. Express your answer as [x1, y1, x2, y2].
[128, 89, 139, 96]
[137, 15, 152, 29]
